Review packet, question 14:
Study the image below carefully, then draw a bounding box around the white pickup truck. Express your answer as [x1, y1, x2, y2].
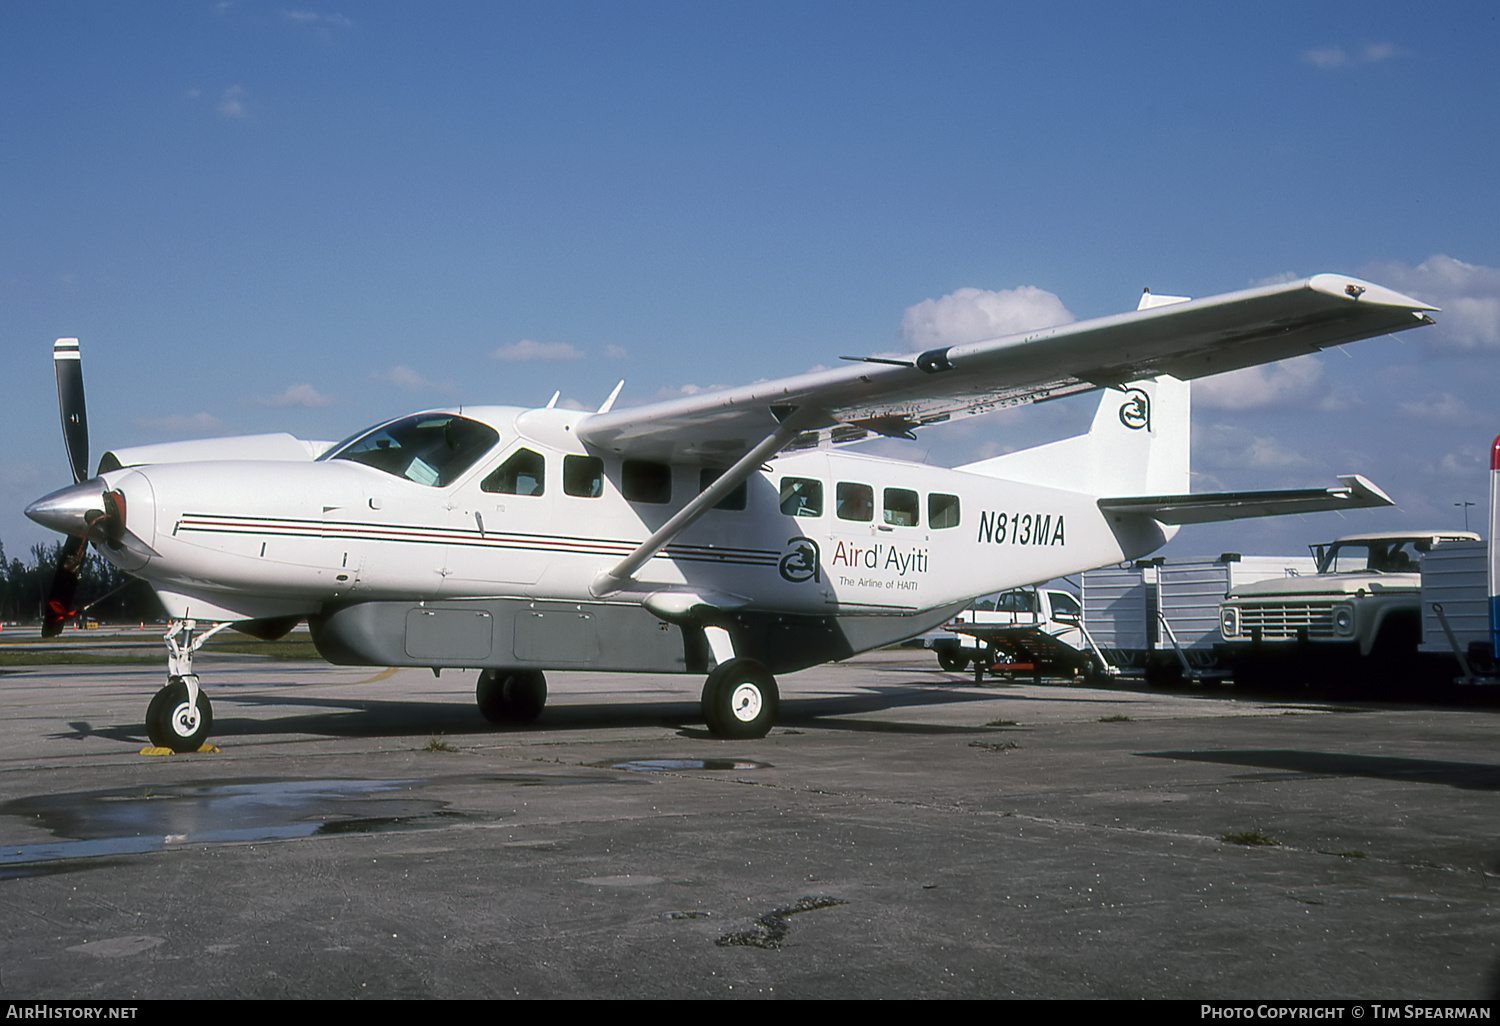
[926, 587, 1088, 675]
[1218, 530, 1479, 689]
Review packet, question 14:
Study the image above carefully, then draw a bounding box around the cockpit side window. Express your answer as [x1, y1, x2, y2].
[482, 448, 545, 496]
[322, 414, 499, 487]
[564, 455, 605, 497]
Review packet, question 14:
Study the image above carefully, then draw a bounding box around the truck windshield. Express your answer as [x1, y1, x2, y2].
[321, 413, 499, 487]
[1319, 539, 1426, 574]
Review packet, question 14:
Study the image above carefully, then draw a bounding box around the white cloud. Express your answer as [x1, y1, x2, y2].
[138, 412, 223, 434]
[604, 344, 628, 360]
[1398, 391, 1477, 424]
[650, 382, 729, 401]
[492, 339, 583, 362]
[1361, 255, 1500, 351]
[1434, 451, 1481, 477]
[1195, 423, 1313, 471]
[255, 383, 333, 408]
[284, 11, 353, 28]
[1302, 42, 1400, 70]
[1303, 47, 1351, 70]
[900, 285, 1074, 351]
[1194, 355, 1331, 412]
[1251, 271, 1301, 287]
[373, 365, 452, 394]
[217, 85, 248, 119]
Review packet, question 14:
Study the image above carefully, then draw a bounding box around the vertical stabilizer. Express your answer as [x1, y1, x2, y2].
[1090, 375, 1190, 496]
[958, 375, 1190, 498]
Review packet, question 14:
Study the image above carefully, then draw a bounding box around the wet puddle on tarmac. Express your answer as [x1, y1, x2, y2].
[0, 779, 452, 876]
[0, 768, 661, 876]
[600, 759, 771, 772]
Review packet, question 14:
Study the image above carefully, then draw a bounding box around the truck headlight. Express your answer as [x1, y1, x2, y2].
[1333, 605, 1354, 636]
[1220, 607, 1239, 639]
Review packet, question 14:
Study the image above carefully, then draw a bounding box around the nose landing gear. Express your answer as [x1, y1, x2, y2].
[145, 619, 230, 752]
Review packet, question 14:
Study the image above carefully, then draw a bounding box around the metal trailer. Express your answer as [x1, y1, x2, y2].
[1419, 541, 1490, 671]
[1082, 554, 1314, 682]
[1413, 434, 1500, 685]
[1079, 564, 1154, 673]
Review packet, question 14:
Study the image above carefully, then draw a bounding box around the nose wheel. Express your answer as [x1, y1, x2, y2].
[146, 676, 214, 752]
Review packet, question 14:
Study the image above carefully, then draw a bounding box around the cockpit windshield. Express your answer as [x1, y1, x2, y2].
[320, 413, 499, 487]
[1317, 538, 1428, 575]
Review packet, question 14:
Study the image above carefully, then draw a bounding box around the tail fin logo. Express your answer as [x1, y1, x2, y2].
[1118, 389, 1151, 431]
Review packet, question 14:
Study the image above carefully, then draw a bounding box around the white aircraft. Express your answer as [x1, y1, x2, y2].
[26, 274, 1434, 750]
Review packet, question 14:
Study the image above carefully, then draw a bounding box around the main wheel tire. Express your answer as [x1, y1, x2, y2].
[701, 658, 778, 739]
[476, 669, 547, 724]
[937, 649, 970, 673]
[146, 678, 214, 753]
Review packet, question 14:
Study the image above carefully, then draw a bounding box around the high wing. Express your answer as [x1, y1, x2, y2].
[1098, 474, 1394, 526]
[576, 273, 1435, 464]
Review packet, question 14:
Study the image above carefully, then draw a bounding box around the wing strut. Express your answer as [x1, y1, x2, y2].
[590, 414, 811, 597]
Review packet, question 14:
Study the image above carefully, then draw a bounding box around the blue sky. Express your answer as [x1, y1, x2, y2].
[4, 1, 1500, 567]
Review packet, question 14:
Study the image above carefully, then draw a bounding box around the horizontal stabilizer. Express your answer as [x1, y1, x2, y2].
[1098, 474, 1393, 526]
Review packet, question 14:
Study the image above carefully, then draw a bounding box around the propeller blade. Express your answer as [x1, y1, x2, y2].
[54, 338, 90, 484]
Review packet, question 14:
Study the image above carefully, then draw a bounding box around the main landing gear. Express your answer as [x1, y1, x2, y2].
[470, 660, 780, 739]
[145, 619, 231, 752]
[476, 669, 548, 724]
[701, 657, 779, 739]
[696, 623, 778, 739]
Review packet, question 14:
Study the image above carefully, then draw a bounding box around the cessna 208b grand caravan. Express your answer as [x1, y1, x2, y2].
[26, 274, 1434, 750]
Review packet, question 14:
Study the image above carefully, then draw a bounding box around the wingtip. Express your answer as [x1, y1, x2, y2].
[1307, 274, 1438, 312]
[1335, 473, 1395, 507]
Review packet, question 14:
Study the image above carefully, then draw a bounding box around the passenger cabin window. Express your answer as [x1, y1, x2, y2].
[564, 455, 604, 497]
[780, 477, 823, 517]
[698, 469, 748, 511]
[929, 493, 960, 529]
[322, 414, 498, 487]
[482, 448, 545, 496]
[623, 459, 672, 504]
[883, 487, 919, 527]
[836, 482, 874, 522]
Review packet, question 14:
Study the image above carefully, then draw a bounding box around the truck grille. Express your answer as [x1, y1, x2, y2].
[1236, 602, 1337, 640]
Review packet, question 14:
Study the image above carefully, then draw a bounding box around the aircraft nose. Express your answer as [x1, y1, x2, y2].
[25, 479, 107, 537]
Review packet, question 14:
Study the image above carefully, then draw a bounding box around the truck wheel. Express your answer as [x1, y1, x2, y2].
[1366, 616, 1420, 698]
[1143, 658, 1184, 688]
[937, 649, 969, 673]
